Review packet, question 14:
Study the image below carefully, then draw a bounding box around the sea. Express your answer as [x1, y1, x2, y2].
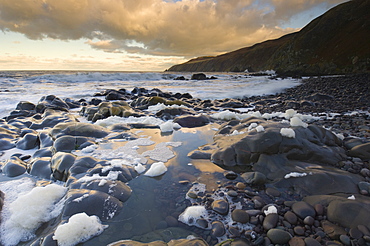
[0, 70, 301, 119]
[0, 70, 302, 246]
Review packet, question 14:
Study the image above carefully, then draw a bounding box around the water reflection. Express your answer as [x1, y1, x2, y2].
[85, 124, 226, 245]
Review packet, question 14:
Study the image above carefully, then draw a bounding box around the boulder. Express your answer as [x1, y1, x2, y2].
[16, 133, 39, 150]
[2, 156, 27, 177]
[173, 115, 210, 128]
[50, 122, 110, 139]
[29, 157, 52, 179]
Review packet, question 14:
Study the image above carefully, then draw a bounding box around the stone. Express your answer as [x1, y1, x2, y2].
[303, 216, 315, 226]
[349, 228, 363, 239]
[291, 201, 316, 219]
[231, 209, 249, 223]
[16, 101, 36, 111]
[265, 187, 281, 197]
[349, 142, 370, 160]
[212, 199, 229, 215]
[16, 133, 39, 150]
[50, 122, 110, 139]
[284, 211, 298, 225]
[241, 172, 267, 185]
[53, 135, 92, 153]
[173, 115, 210, 128]
[211, 221, 226, 237]
[321, 220, 347, 240]
[267, 228, 292, 244]
[304, 237, 321, 246]
[293, 226, 305, 236]
[50, 152, 76, 182]
[2, 156, 27, 177]
[227, 190, 238, 197]
[165, 216, 178, 227]
[191, 73, 208, 80]
[339, 235, 351, 245]
[0, 139, 15, 150]
[289, 236, 305, 246]
[327, 198, 370, 229]
[263, 213, 279, 230]
[29, 157, 52, 180]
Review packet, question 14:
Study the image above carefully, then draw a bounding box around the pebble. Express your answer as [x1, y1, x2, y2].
[265, 187, 281, 197]
[267, 228, 292, 244]
[339, 235, 351, 245]
[291, 201, 316, 219]
[293, 226, 305, 236]
[187, 191, 198, 199]
[314, 204, 324, 216]
[227, 190, 238, 197]
[211, 221, 226, 237]
[289, 236, 305, 246]
[349, 227, 363, 239]
[284, 211, 298, 225]
[304, 216, 315, 226]
[224, 171, 238, 180]
[236, 182, 246, 189]
[304, 237, 321, 246]
[231, 209, 250, 224]
[211, 199, 229, 215]
[263, 213, 279, 230]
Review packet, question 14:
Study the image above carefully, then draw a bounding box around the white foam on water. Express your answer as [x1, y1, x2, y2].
[144, 162, 168, 177]
[142, 142, 182, 162]
[53, 212, 108, 246]
[178, 205, 208, 227]
[95, 116, 164, 128]
[264, 205, 278, 215]
[0, 178, 67, 246]
[284, 172, 309, 179]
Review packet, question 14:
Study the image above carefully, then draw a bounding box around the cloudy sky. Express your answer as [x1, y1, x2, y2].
[0, 0, 348, 71]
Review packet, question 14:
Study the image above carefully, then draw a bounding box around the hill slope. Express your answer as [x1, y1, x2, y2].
[168, 0, 370, 75]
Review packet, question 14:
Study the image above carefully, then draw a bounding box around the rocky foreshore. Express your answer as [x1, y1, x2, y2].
[0, 73, 369, 246]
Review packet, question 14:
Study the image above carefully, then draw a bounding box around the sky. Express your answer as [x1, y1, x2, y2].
[0, 0, 349, 71]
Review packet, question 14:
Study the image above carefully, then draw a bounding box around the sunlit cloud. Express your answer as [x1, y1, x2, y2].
[0, 0, 347, 59]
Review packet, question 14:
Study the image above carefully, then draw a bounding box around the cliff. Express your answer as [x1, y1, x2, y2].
[168, 0, 370, 75]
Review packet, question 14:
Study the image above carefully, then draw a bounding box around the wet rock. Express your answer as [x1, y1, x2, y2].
[16, 133, 39, 150]
[289, 236, 305, 246]
[358, 181, 370, 194]
[196, 218, 209, 229]
[63, 189, 123, 221]
[349, 227, 363, 239]
[349, 142, 370, 160]
[29, 157, 52, 179]
[191, 73, 207, 80]
[2, 156, 27, 177]
[50, 122, 110, 139]
[304, 237, 321, 246]
[339, 235, 351, 245]
[241, 172, 266, 185]
[227, 190, 238, 197]
[0, 139, 15, 150]
[293, 226, 305, 236]
[327, 198, 370, 229]
[53, 135, 93, 153]
[39, 132, 54, 148]
[16, 101, 36, 111]
[32, 147, 53, 158]
[284, 211, 298, 225]
[51, 152, 76, 182]
[211, 199, 229, 215]
[321, 220, 347, 240]
[224, 171, 238, 180]
[291, 201, 316, 219]
[173, 115, 210, 128]
[165, 216, 178, 227]
[231, 209, 249, 223]
[267, 228, 292, 244]
[211, 221, 226, 237]
[263, 213, 279, 230]
[265, 187, 281, 197]
[69, 179, 132, 203]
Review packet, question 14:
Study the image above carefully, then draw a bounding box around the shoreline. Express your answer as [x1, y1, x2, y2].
[0, 73, 369, 245]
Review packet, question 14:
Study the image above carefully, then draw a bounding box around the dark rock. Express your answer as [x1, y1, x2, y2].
[304, 237, 321, 246]
[191, 73, 207, 80]
[63, 189, 123, 221]
[196, 218, 208, 229]
[50, 122, 110, 139]
[2, 156, 27, 177]
[231, 209, 249, 223]
[227, 190, 238, 197]
[291, 201, 316, 219]
[267, 228, 292, 244]
[293, 226, 305, 236]
[339, 235, 351, 246]
[16, 101, 36, 111]
[349, 228, 363, 239]
[53, 135, 93, 153]
[32, 147, 53, 158]
[211, 221, 226, 237]
[211, 199, 229, 215]
[39, 132, 54, 148]
[263, 213, 279, 230]
[29, 157, 52, 179]
[51, 152, 76, 182]
[16, 133, 39, 150]
[321, 220, 347, 240]
[165, 216, 178, 227]
[0, 139, 15, 150]
[349, 142, 370, 160]
[289, 236, 305, 246]
[241, 172, 266, 186]
[224, 171, 238, 180]
[173, 115, 210, 128]
[265, 187, 281, 197]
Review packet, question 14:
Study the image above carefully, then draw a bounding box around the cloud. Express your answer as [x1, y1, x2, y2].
[0, 0, 348, 57]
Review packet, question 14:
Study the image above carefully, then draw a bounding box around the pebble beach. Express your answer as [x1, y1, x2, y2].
[0, 73, 369, 246]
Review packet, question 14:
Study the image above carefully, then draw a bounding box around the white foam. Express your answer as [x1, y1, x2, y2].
[255, 125, 265, 132]
[284, 109, 297, 119]
[95, 116, 164, 128]
[144, 162, 167, 177]
[159, 121, 181, 133]
[142, 142, 182, 162]
[280, 128, 296, 138]
[178, 205, 208, 227]
[347, 195, 355, 200]
[53, 212, 107, 246]
[0, 180, 67, 246]
[284, 172, 308, 179]
[134, 163, 146, 174]
[264, 205, 278, 215]
[146, 103, 189, 113]
[290, 116, 308, 128]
